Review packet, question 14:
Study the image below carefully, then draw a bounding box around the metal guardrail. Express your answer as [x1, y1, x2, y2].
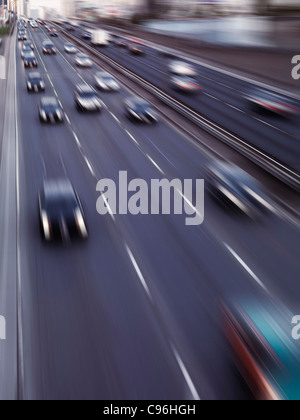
[54, 24, 300, 192]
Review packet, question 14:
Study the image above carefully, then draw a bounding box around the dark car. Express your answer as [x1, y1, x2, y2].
[49, 29, 58, 37]
[94, 71, 120, 92]
[39, 97, 64, 123]
[170, 75, 202, 94]
[39, 179, 88, 242]
[128, 43, 145, 56]
[74, 84, 102, 112]
[116, 38, 128, 48]
[42, 41, 56, 55]
[224, 298, 300, 400]
[66, 25, 75, 32]
[27, 72, 45, 92]
[81, 31, 91, 40]
[23, 52, 38, 68]
[23, 40, 34, 50]
[245, 88, 300, 116]
[21, 44, 32, 59]
[124, 97, 158, 123]
[18, 32, 27, 41]
[206, 161, 272, 218]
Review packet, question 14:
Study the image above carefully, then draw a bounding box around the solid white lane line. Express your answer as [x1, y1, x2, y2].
[125, 244, 152, 300]
[146, 154, 165, 175]
[84, 156, 95, 177]
[172, 346, 201, 401]
[224, 243, 268, 292]
[125, 242, 201, 400]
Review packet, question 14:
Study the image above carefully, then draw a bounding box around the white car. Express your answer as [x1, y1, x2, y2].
[75, 54, 93, 68]
[64, 43, 77, 54]
[169, 60, 198, 77]
[94, 71, 120, 92]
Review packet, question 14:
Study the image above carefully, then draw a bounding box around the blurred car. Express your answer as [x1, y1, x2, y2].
[49, 29, 58, 37]
[23, 52, 38, 68]
[75, 53, 93, 68]
[39, 179, 88, 242]
[39, 97, 64, 123]
[18, 32, 27, 41]
[21, 45, 32, 59]
[66, 25, 75, 32]
[116, 38, 128, 48]
[94, 71, 120, 92]
[81, 31, 91, 40]
[27, 72, 45, 92]
[171, 75, 202, 94]
[206, 161, 272, 218]
[42, 41, 56, 55]
[128, 43, 145, 56]
[169, 60, 198, 77]
[224, 298, 300, 400]
[125, 97, 158, 123]
[23, 40, 34, 50]
[245, 88, 300, 117]
[64, 43, 77, 54]
[74, 84, 102, 112]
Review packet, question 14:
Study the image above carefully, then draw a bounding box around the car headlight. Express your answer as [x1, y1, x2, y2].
[41, 110, 47, 120]
[75, 209, 88, 237]
[56, 110, 62, 120]
[41, 210, 51, 240]
[40, 82, 45, 89]
[27, 82, 32, 89]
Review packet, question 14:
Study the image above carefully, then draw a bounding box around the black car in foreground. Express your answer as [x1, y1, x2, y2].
[23, 52, 38, 68]
[39, 179, 88, 242]
[27, 72, 45, 92]
[124, 97, 158, 123]
[39, 97, 64, 123]
[206, 161, 273, 218]
[42, 41, 56, 55]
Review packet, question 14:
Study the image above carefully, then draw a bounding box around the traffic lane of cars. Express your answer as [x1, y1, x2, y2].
[16, 34, 191, 400]
[26, 25, 253, 399]
[63, 26, 300, 169]
[27, 24, 300, 398]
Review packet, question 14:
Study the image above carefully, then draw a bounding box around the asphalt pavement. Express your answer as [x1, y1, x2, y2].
[0, 24, 299, 400]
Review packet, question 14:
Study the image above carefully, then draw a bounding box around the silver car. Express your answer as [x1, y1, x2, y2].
[75, 53, 93, 68]
[94, 71, 120, 92]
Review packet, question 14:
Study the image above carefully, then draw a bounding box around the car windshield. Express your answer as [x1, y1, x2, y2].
[29, 73, 41, 81]
[45, 193, 78, 213]
[80, 91, 96, 98]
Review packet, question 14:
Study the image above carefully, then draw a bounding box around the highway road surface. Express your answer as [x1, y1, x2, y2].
[0, 23, 299, 400]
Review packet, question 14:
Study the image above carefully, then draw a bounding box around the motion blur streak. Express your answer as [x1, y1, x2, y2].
[0, 3, 299, 401]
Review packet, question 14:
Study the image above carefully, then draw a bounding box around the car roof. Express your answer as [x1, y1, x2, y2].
[43, 180, 74, 195]
[41, 97, 59, 106]
[96, 71, 113, 78]
[76, 84, 95, 93]
[28, 72, 41, 78]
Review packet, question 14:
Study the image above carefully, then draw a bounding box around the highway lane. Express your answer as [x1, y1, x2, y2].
[16, 29, 195, 400]
[58, 24, 300, 172]
[10, 24, 300, 399]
